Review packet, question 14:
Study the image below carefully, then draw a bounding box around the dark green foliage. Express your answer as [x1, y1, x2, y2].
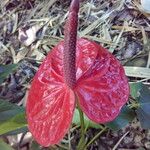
[0, 64, 18, 84]
[0, 99, 27, 135]
[136, 84, 150, 129]
[106, 106, 135, 130]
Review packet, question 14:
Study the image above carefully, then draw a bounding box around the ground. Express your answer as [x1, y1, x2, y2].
[0, 0, 150, 149]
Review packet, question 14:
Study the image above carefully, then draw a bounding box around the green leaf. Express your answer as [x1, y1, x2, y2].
[0, 139, 14, 150]
[139, 84, 150, 105]
[0, 112, 27, 135]
[136, 84, 150, 129]
[0, 99, 24, 123]
[106, 106, 135, 130]
[1, 126, 28, 136]
[30, 141, 41, 150]
[130, 82, 143, 99]
[0, 64, 18, 84]
[136, 108, 150, 129]
[0, 99, 27, 135]
[73, 109, 103, 129]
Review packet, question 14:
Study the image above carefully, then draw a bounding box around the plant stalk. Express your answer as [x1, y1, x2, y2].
[76, 94, 86, 149]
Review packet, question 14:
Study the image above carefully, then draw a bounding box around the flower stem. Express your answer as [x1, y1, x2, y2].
[76, 97, 86, 149]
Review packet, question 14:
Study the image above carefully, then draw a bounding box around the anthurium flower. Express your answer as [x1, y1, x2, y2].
[26, 0, 129, 147]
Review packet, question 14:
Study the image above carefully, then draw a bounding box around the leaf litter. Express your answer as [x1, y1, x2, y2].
[0, 0, 150, 149]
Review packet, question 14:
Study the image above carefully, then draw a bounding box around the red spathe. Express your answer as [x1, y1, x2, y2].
[26, 38, 129, 146]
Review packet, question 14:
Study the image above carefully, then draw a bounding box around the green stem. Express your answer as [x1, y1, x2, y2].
[84, 126, 107, 149]
[76, 96, 86, 149]
[68, 129, 71, 150]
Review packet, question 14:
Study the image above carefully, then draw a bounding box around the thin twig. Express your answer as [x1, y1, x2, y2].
[112, 131, 129, 150]
[84, 126, 107, 149]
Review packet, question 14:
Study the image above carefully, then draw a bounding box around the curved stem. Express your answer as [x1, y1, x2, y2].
[75, 94, 86, 149]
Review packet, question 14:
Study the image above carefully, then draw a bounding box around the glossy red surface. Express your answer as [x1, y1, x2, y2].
[26, 42, 75, 146]
[75, 39, 129, 123]
[26, 38, 129, 146]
